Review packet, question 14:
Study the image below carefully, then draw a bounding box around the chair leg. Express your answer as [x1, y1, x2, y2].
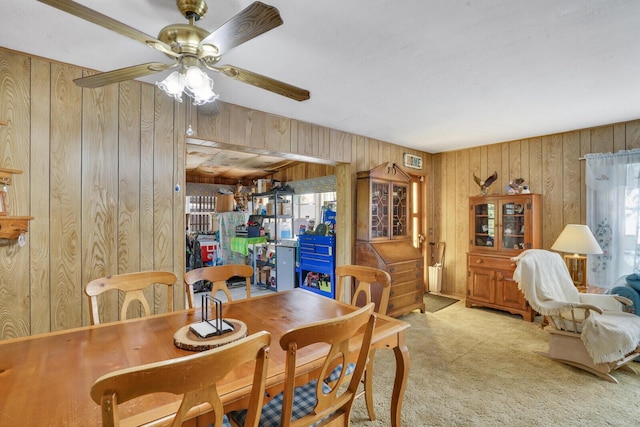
[364, 349, 377, 421]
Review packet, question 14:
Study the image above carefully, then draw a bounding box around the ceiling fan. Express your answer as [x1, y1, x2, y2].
[37, 0, 310, 102]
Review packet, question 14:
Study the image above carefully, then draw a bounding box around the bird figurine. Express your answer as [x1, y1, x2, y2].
[507, 178, 525, 195]
[473, 171, 498, 196]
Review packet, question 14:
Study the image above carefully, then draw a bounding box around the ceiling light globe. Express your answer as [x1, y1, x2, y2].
[156, 71, 185, 101]
[185, 66, 209, 90]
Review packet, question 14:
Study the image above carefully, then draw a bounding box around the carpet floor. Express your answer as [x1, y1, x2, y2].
[350, 300, 640, 427]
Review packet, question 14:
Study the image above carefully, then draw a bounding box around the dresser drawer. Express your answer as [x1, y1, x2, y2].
[389, 268, 422, 285]
[388, 291, 423, 315]
[386, 259, 423, 274]
[467, 254, 515, 271]
[390, 280, 423, 298]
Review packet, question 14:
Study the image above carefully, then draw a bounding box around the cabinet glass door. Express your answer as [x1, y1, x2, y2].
[500, 201, 525, 250]
[392, 183, 408, 237]
[473, 202, 496, 248]
[370, 181, 389, 238]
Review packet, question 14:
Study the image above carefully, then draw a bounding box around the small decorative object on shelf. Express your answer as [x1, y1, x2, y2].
[0, 191, 6, 216]
[506, 178, 525, 195]
[473, 171, 498, 196]
[233, 182, 248, 211]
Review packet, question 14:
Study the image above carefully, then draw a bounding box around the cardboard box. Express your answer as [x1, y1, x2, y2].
[280, 202, 292, 216]
[216, 194, 234, 212]
[257, 179, 272, 193]
[258, 267, 271, 285]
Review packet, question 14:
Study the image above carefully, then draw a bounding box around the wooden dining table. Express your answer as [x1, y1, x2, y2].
[0, 288, 410, 426]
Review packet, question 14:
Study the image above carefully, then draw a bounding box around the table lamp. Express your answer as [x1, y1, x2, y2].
[551, 224, 603, 291]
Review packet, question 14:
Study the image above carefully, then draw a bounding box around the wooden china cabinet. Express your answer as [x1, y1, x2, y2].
[466, 194, 541, 321]
[355, 163, 425, 318]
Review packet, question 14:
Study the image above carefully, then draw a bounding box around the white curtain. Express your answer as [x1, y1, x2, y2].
[586, 149, 640, 289]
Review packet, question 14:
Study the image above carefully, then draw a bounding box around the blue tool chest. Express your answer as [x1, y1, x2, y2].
[298, 234, 336, 298]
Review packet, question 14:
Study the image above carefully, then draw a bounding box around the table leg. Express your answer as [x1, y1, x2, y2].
[391, 330, 409, 427]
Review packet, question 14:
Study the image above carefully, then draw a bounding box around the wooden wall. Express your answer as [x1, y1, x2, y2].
[432, 120, 640, 296]
[0, 49, 186, 338]
[0, 47, 431, 339]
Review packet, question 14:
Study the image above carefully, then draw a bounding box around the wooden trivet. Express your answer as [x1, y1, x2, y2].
[173, 318, 247, 352]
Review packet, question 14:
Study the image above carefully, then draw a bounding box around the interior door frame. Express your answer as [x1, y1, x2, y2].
[409, 174, 428, 291]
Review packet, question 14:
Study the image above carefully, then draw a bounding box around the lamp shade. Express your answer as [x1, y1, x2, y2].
[551, 224, 603, 256]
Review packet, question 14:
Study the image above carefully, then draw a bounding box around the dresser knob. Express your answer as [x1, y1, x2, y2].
[476, 259, 483, 264]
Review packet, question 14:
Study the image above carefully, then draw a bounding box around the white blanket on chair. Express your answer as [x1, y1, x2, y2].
[582, 311, 640, 364]
[513, 249, 640, 364]
[512, 249, 581, 316]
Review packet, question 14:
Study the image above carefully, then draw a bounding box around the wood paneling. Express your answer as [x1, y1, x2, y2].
[50, 62, 83, 331]
[0, 48, 188, 334]
[81, 75, 119, 323]
[0, 50, 31, 339]
[153, 90, 177, 315]
[433, 120, 640, 296]
[0, 47, 431, 338]
[30, 57, 51, 335]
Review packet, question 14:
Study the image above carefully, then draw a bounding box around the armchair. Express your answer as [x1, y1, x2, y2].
[512, 249, 640, 383]
[611, 273, 640, 315]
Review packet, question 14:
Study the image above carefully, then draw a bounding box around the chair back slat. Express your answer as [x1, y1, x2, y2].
[91, 331, 271, 427]
[335, 265, 391, 315]
[183, 264, 254, 308]
[279, 303, 376, 426]
[85, 271, 178, 325]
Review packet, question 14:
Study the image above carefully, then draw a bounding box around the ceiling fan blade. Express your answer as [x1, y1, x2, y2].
[74, 62, 176, 88]
[37, 0, 180, 58]
[199, 1, 283, 55]
[211, 65, 310, 101]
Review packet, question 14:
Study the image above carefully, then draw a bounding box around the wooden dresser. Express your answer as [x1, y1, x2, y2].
[355, 163, 425, 318]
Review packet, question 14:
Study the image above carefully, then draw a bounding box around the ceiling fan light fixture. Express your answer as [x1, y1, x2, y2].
[156, 65, 218, 105]
[185, 66, 209, 90]
[156, 71, 186, 102]
[184, 65, 218, 105]
[190, 84, 219, 105]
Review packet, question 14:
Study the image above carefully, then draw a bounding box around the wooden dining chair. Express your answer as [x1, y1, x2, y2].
[334, 264, 391, 421]
[91, 330, 271, 427]
[85, 271, 178, 325]
[232, 303, 376, 427]
[183, 264, 254, 308]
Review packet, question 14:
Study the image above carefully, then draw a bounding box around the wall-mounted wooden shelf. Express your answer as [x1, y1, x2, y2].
[0, 216, 33, 239]
[0, 167, 34, 240]
[0, 120, 7, 126]
[0, 167, 22, 186]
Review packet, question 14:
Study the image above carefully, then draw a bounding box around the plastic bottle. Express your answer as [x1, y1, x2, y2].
[280, 221, 292, 239]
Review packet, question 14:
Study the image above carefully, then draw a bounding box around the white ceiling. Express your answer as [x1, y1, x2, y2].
[1, 0, 639, 154]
